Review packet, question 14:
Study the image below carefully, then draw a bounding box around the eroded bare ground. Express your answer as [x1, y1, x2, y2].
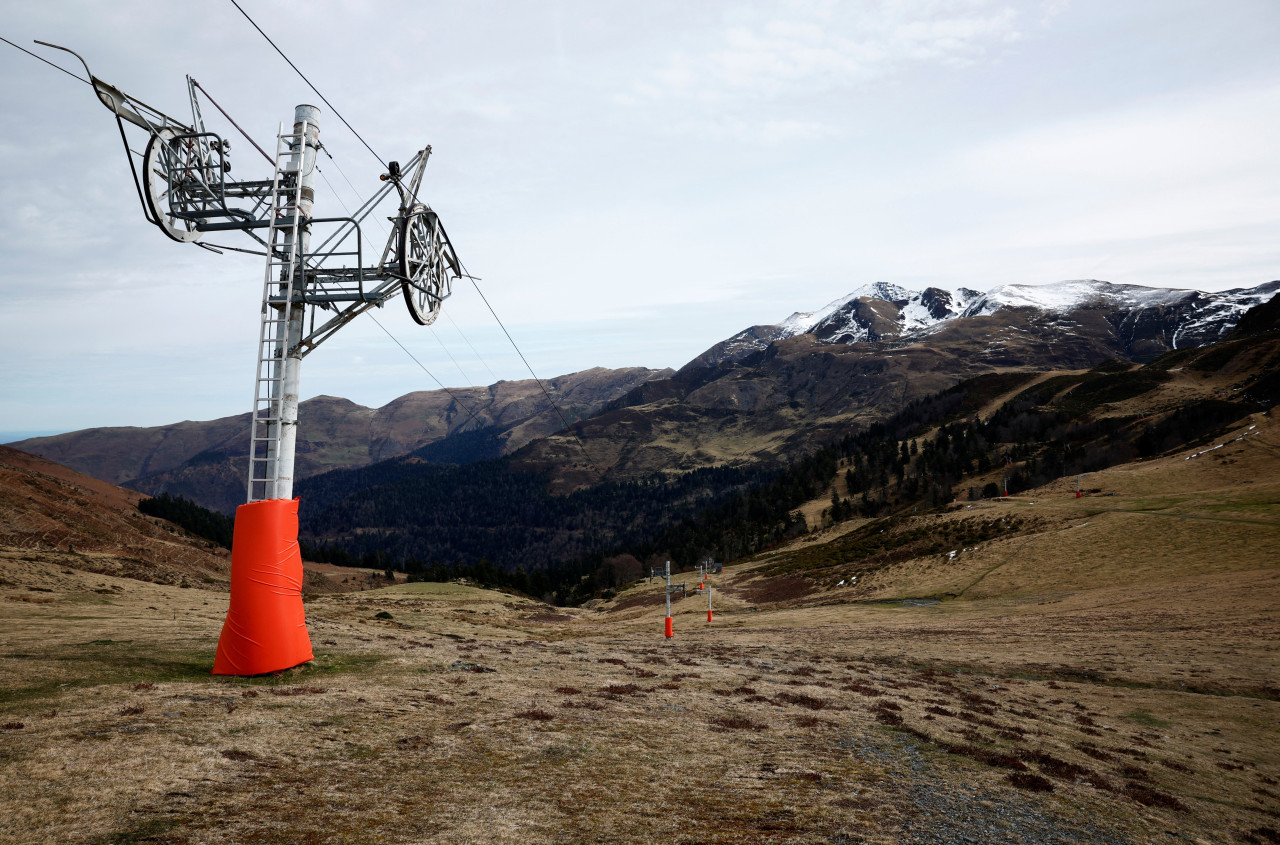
[0, 561, 1277, 845]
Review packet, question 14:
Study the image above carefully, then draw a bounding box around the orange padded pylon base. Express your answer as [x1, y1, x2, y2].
[212, 498, 314, 675]
[707, 609, 713, 622]
[664, 616, 674, 638]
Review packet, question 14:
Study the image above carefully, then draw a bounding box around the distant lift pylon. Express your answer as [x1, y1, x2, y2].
[42, 41, 462, 674]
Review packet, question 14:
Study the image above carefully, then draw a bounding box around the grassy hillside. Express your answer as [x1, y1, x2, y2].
[1, 300, 1275, 843]
[287, 324, 1278, 608]
[1, 411, 1276, 842]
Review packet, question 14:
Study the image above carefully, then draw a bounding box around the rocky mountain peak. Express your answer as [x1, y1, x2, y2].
[918, 287, 954, 321]
[696, 279, 1278, 369]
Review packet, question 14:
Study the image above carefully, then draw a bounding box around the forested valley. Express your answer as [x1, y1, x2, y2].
[142, 328, 1277, 606]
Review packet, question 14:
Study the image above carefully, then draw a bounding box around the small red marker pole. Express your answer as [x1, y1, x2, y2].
[663, 560, 674, 638]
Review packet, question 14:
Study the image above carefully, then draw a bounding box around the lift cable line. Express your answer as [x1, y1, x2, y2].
[317, 157, 484, 401]
[37, 37, 466, 677]
[294, 133, 487, 419]
[444, 310, 501, 385]
[216, 5, 596, 474]
[317, 148, 486, 395]
[429, 322, 481, 389]
[462, 266, 602, 474]
[228, 0, 387, 171]
[319, 147, 381, 231]
[368, 315, 491, 433]
[1, 35, 89, 84]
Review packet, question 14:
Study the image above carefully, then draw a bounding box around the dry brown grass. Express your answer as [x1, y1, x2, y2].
[0, 415, 1277, 843]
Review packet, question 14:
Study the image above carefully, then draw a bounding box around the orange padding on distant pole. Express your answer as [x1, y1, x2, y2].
[212, 498, 314, 676]
[707, 609, 713, 622]
[664, 616, 674, 638]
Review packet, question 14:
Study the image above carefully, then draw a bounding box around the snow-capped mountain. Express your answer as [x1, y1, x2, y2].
[804, 284, 985, 344]
[775, 283, 915, 338]
[959, 279, 1280, 354]
[689, 279, 1279, 371]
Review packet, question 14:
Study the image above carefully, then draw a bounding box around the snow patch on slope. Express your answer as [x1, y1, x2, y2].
[898, 298, 937, 331]
[776, 282, 913, 337]
[1170, 284, 1278, 348]
[776, 293, 860, 338]
[699, 278, 1276, 370]
[961, 280, 1193, 318]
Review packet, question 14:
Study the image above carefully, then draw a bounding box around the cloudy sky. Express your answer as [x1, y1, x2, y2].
[2, 0, 1278, 439]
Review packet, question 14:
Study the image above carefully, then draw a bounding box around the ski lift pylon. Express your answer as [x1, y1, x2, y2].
[40, 40, 461, 334]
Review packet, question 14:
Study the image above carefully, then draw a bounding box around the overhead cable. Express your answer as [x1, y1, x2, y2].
[461, 264, 600, 474]
[444, 310, 500, 385]
[369, 315, 490, 432]
[428, 325, 479, 389]
[319, 148, 482, 391]
[220, 6, 594, 471]
[1, 36, 89, 84]
[227, 0, 388, 169]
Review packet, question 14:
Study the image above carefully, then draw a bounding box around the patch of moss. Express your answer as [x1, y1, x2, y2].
[90, 816, 183, 844]
[0, 640, 215, 709]
[1125, 709, 1171, 728]
[1, 641, 384, 711]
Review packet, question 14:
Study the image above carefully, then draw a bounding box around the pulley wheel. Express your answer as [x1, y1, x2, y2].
[397, 205, 456, 326]
[142, 127, 203, 243]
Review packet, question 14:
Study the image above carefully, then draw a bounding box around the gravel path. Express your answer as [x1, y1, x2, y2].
[838, 734, 1136, 845]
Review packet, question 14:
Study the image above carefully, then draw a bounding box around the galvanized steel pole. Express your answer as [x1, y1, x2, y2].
[272, 104, 320, 500]
[664, 560, 673, 638]
[665, 561, 671, 617]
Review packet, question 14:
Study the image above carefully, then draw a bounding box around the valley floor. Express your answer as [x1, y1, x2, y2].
[1, 563, 1276, 843]
[1, 415, 1278, 844]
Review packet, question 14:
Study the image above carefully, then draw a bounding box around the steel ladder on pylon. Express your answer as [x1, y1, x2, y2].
[246, 120, 310, 503]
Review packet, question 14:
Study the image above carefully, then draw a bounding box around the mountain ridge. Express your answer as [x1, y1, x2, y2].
[697, 278, 1279, 369]
[10, 278, 1277, 512]
[515, 278, 1278, 487]
[12, 366, 669, 513]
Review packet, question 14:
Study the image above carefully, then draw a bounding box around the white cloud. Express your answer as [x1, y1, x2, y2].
[757, 118, 840, 144]
[3, 1, 1280, 430]
[951, 81, 1280, 247]
[960, 83, 1280, 190]
[635, 0, 1026, 101]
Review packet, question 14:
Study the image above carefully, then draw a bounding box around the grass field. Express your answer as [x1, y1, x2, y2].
[1, 416, 1278, 843]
